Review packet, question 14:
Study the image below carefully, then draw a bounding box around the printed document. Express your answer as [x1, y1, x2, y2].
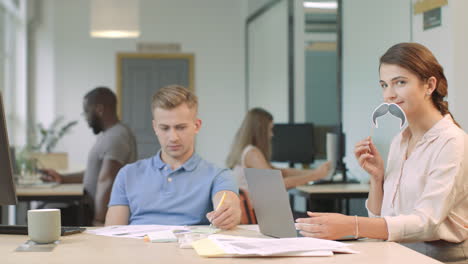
[87, 225, 187, 239]
[192, 234, 358, 257]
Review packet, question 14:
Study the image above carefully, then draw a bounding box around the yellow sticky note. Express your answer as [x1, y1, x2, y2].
[192, 238, 226, 257]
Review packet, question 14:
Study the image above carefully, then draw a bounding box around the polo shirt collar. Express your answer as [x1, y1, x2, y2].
[181, 153, 200, 172]
[153, 151, 166, 170]
[153, 151, 200, 172]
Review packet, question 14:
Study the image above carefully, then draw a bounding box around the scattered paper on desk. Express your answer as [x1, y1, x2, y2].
[192, 234, 358, 257]
[190, 227, 220, 234]
[144, 230, 177, 243]
[273, 251, 333, 257]
[87, 225, 188, 239]
[238, 225, 260, 232]
[175, 227, 220, 248]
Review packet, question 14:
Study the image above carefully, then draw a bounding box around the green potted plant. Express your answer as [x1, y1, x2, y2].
[31, 116, 78, 170]
[15, 145, 38, 178]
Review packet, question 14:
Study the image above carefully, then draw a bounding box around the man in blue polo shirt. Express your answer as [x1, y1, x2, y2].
[105, 85, 241, 229]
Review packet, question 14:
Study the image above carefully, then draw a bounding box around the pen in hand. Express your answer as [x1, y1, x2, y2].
[209, 191, 227, 229]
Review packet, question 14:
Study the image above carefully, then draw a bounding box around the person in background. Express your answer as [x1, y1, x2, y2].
[42, 87, 137, 226]
[296, 43, 467, 263]
[105, 85, 241, 229]
[226, 107, 331, 191]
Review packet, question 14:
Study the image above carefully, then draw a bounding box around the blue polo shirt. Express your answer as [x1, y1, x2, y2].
[108, 151, 238, 225]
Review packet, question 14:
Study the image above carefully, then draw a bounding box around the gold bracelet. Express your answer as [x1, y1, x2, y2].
[354, 215, 359, 239]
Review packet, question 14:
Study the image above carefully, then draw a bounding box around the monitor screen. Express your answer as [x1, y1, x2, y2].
[271, 123, 315, 164]
[0, 93, 17, 205]
[311, 125, 337, 160]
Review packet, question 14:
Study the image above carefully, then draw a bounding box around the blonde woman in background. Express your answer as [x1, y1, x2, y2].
[226, 108, 331, 191]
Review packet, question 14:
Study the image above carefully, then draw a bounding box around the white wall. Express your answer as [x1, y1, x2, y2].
[248, 0, 288, 123]
[412, 2, 452, 116]
[33, 0, 246, 167]
[451, 1, 468, 130]
[412, 0, 468, 130]
[342, 0, 411, 181]
[247, 0, 305, 123]
[32, 0, 55, 130]
[247, 0, 276, 16]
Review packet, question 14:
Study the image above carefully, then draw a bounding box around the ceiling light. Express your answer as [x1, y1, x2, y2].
[90, 0, 140, 38]
[303, 1, 338, 9]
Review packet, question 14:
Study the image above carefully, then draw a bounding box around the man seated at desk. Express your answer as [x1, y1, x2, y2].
[105, 85, 241, 229]
[42, 87, 137, 225]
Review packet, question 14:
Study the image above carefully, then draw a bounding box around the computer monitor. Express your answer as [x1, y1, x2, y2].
[312, 125, 337, 160]
[0, 93, 17, 205]
[271, 123, 315, 164]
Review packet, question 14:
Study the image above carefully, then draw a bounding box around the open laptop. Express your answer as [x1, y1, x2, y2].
[244, 168, 299, 238]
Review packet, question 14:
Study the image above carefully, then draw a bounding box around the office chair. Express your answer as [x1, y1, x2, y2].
[239, 188, 257, 224]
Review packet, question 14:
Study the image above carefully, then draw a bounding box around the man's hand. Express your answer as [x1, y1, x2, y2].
[40, 169, 63, 183]
[206, 191, 241, 230]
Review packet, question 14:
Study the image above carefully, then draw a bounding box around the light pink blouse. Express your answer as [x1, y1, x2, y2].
[367, 115, 468, 243]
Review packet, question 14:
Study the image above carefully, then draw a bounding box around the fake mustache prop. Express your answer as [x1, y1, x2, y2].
[371, 103, 407, 129]
[363, 103, 407, 169]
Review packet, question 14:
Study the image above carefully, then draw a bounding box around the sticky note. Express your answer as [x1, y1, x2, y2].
[145, 230, 177, 243]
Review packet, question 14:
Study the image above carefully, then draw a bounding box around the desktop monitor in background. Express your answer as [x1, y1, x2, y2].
[0, 93, 17, 206]
[312, 125, 338, 160]
[271, 123, 315, 165]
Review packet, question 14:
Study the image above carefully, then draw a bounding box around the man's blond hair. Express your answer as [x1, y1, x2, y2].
[151, 85, 198, 113]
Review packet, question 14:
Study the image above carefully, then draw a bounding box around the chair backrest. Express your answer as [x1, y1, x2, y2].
[239, 188, 257, 224]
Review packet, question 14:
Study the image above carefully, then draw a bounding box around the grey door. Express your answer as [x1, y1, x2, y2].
[119, 54, 193, 159]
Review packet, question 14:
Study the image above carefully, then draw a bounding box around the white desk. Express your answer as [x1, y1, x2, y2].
[295, 183, 370, 198]
[292, 183, 370, 214]
[0, 225, 443, 264]
[16, 183, 84, 198]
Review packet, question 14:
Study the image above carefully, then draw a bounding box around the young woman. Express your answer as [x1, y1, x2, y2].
[296, 43, 467, 262]
[226, 108, 330, 190]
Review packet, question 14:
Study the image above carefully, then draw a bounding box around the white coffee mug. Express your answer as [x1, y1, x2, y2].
[27, 209, 61, 244]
